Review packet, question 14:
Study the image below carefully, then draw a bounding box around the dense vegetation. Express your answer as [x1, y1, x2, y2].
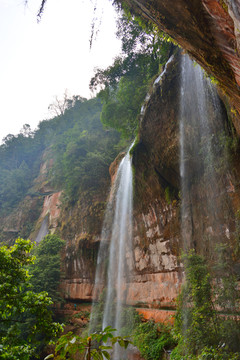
[90, 11, 174, 138]
[0, 96, 126, 217]
[1, 241, 239, 360]
[90, 251, 240, 360]
[0, 125, 43, 215]
[90, 296, 176, 360]
[49, 97, 124, 201]
[29, 234, 65, 303]
[0, 238, 63, 359]
[171, 251, 240, 360]
[49, 326, 130, 360]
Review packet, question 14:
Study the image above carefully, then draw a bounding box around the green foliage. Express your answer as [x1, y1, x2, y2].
[171, 345, 240, 359]
[0, 127, 43, 215]
[212, 243, 240, 353]
[0, 238, 63, 359]
[47, 326, 131, 360]
[197, 347, 240, 360]
[29, 234, 65, 303]
[172, 251, 240, 359]
[90, 296, 175, 360]
[0, 95, 126, 218]
[133, 320, 175, 360]
[49, 97, 125, 200]
[174, 251, 218, 354]
[164, 186, 177, 205]
[90, 11, 174, 138]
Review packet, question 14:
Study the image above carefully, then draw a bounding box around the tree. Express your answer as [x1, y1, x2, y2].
[20, 124, 35, 138]
[29, 234, 65, 303]
[0, 238, 63, 360]
[49, 97, 123, 200]
[90, 11, 174, 138]
[48, 90, 86, 117]
[0, 125, 44, 215]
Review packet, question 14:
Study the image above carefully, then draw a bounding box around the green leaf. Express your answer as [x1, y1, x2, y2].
[102, 334, 109, 343]
[102, 350, 111, 360]
[92, 350, 103, 360]
[118, 339, 125, 347]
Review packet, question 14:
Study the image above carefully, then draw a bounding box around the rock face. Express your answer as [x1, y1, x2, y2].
[3, 2, 240, 320]
[11, 49, 238, 320]
[2, 49, 240, 326]
[123, 0, 240, 136]
[128, 49, 240, 313]
[0, 195, 43, 244]
[128, 53, 182, 310]
[57, 181, 110, 302]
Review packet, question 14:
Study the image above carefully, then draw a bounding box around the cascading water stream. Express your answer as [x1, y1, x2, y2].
[180, 54, 228, 251]
[102, 146, 133, 333]
[90, 143, 134, 359]
[35, 216, 49, 243]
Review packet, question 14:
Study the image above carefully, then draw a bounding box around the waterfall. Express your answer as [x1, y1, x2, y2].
[90, 144, 134, 358]
[35, 216, 49, 243]
[180, 54, 228, 251]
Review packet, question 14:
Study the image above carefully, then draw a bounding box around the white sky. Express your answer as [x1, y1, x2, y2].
[0, 0, 121, 141]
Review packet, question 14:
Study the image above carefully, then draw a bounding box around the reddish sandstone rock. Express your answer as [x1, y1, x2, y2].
[41, 191, 62, 230]
[126, 272, 182, 308]
[136, 308, 175, 325]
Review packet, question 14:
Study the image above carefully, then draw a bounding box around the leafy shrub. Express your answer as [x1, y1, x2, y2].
[197, 347, 240, 360]
[46, 326, 131, 360]
[170, 345, 240, 360]
[29, 234, 65, 303]
[0, 238, 62, 359]
[172, 250, 240, 359]
[133, 320, 176, 360]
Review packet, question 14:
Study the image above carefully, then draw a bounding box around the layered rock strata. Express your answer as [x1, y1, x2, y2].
[57, 52, 240, 319]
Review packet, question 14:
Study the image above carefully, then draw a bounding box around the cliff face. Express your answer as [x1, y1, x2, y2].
[2, 53, 240, 324]
[123, 0, 240, 136]
[126, 50, 240, 315]
[60, 50, 240, 319]
[4, 52, 239, 322]
[59, 190, 107, 302]
[128, 54, 183, 310]
[134, 50, 240, 236]
[2, 1, 240, 321]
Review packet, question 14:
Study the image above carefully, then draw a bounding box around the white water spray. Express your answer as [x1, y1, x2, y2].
[180, 54, 227, 250]
[90, 144, 134, 360]
[35, 216, 49, 243]
[102, 146, 133, 333]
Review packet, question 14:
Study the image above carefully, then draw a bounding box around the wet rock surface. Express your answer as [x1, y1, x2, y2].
[123, 0, 240, 135]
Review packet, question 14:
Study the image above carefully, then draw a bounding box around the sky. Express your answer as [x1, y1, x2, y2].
[0, 0, 121, 141]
